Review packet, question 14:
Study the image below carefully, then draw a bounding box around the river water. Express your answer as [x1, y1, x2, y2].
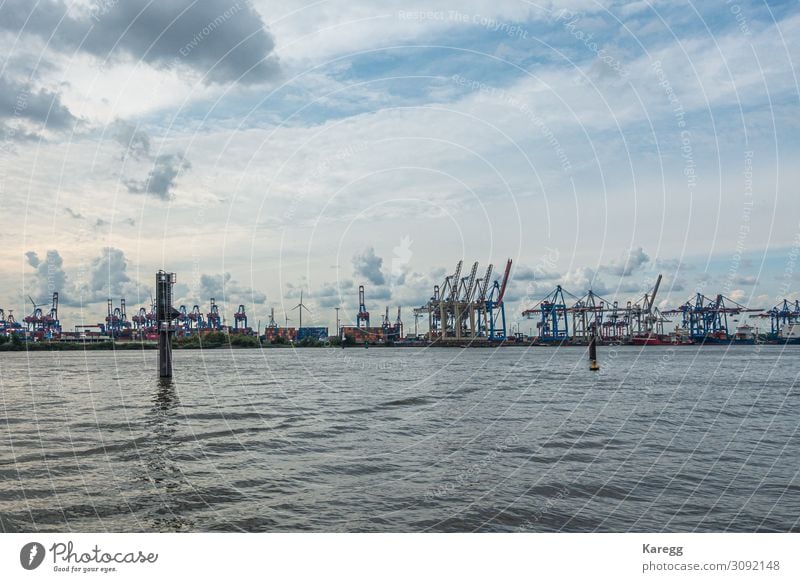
[1, 345, 798, 532]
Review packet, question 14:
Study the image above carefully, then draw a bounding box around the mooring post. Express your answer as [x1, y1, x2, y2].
[156, 271, 177, 378]
[589, 322, 599, 371]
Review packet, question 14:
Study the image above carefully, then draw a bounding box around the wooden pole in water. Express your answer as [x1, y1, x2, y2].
[156, 271, 177, 378]
[589, 322, 599, 371]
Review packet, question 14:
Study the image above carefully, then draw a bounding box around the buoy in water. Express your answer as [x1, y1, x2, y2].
[589, 324, 600, 371]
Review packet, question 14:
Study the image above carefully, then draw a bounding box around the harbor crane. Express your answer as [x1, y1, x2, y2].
[356, 285, 370, 328]
[486, 259, 512, 341]
[754, 299, 800, 337]
[522, 285, 573, 342]
[523, 275, 670, 343]
[417, 258, 511, 342]
[267, 307, 278, 328]
[207, 298, 222, 330]
[234, 304, 248, 331]
[662, 292, 760, 342]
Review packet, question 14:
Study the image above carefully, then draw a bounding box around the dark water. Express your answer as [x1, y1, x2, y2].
[1, 345, 798, 532]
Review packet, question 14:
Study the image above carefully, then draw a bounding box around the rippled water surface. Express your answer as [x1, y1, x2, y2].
[1, 345, 798, 532]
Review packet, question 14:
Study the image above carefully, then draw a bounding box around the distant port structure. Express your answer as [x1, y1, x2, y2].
[1, 260, 799, 346]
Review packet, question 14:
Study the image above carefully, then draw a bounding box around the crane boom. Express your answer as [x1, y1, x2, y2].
[649, 274, 662, 312]
[449, 260, 463, 302]
[463, 262, 478, 302]
[477, 264, 493, 302]
[496, 259, 512, 304]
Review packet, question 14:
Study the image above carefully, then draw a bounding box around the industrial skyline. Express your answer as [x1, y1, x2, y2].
[1, 1, 798, 333]
[2, 259, 796, 346]
[3, 242, 797, 335]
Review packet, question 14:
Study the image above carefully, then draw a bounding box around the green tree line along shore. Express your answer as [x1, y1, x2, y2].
[0, 333, 359, 351]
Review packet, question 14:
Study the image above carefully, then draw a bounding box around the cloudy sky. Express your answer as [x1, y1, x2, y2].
[0, 0, 798, 332]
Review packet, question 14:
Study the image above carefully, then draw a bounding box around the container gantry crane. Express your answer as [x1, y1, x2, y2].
[474, 264, 493, 337]
[570, 289, 610, 343]
[663, 292, 760, 342]
[754, 299, 800, 337]
[417, 259, 510, 342]
[234, 304, 248, 331]
[414, 284, 440, 337]
[188, 305, 204, 330]
[207, 298, 221, 330]
[523, 285, 573, 342]
[425, 260, 461, 340]
[627, 274, 667, 339]
[45, 292, 60, 336]
[24, 296, 44, 336]
[381, 306, 403, 342]
[486, 259, 512, 341]
[395, 306, 403, 340]
[454, 261, 479, 339]
[132, 307, 147, 330]
[39, 292, 61, 339]
[601, 300, 628, 340]
[1, 309, 21, 335]
[104, 298, 129, 338]
[176, 305, 190, 332]
[356, 285, 370, 328]
[145, 299, 157, 331]
[523, 275, 669, 343]
[442, 260, 463, 338]
[21, 292, 61, 339]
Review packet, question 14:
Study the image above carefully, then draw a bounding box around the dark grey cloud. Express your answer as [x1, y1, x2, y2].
[430, 267, 446, 280]
[283, 281, 306, 299]
[87, 247, 134, 300]
[0, 75, 77, 140]
[512, 264, 561, 283]
[199, 272, 230, 298]
[654, 257, 694, 272]
[124, 153, 191, 200]
[26, 248, 141, 307]
[601, 246, 650, 277]
[292, 278, 390, 314]
[309, 280, 355, 309]
[362, 284, 392, 302]
[352, 247, 385, 285]
[667, 277, 686, 293]
[24, 249, 75, 305]
[199, 272, 266, 304]
[561, 267, 608, 295]
[25, 251, 40, 268]
[64, 207, 83, 219]
[111, 122, 191, 201]
[0, 0, 279, 85]
[93, 216, 136, 229]
[512, 265, 537, 282]
[112, 121, 151, 160]
[733, 274, 758, 285]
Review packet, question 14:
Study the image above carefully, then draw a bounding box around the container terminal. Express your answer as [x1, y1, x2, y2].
[1, 261, 798, 346]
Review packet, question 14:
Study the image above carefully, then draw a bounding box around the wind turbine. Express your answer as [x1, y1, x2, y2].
[291, 290, 311, 330]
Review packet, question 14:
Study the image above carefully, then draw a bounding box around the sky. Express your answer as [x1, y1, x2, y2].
[0, 0, 798, 333]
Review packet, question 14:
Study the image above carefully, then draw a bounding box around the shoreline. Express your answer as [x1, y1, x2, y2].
[0, 340, 796, 352]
